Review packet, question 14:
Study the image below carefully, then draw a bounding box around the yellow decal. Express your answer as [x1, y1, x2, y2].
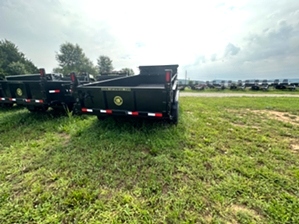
[16, 88, 23, 96]
[114, 96, 123, 106]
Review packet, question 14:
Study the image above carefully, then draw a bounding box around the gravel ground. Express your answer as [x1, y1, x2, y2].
[179, 92, 299, 97]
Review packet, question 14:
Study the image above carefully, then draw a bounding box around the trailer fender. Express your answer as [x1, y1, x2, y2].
[171, 101, 179, 125]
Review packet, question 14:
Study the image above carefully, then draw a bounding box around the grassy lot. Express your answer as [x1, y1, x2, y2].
[1, 97, 299, 223]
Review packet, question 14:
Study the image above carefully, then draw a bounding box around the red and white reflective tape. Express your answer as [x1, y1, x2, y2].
[0, 98, 5, 101]
[80, 108, 162, 117]
[148, 113, 163, 117]
[82, 108, 93, 112]
[35, 100, 44, 103]
[100, 109, 112, 114]
[25, 99, 31, 103]
[128, 111, 139, 116]
[9, 98, 16, 101]
[49, 90, 60, 93]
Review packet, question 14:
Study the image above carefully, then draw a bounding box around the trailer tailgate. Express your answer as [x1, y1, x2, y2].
[78, 86, 167, 113]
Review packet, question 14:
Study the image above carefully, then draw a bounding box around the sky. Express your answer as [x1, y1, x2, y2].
[1, 0, 299, 80]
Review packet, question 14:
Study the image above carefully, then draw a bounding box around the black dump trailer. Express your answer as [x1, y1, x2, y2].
[0, 69, 92, 111]
[72, 64, 180, 124]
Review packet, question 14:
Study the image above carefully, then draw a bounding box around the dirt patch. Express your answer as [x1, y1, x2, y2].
[203, 214, 213, 223]
[230, 204, 262, 220]
[226, 108, 299, 127]
[280, 138, 299, 153]
[57, 132, 71, 146]
[251, 110, 299, 126]
[223, 109, 261, 130]
[291, 144, 299, 153]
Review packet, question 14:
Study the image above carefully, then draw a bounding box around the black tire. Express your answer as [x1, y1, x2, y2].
[27, 106, 48, 113]
[171, 102, 179, 125]
[52, 104, 73, 113]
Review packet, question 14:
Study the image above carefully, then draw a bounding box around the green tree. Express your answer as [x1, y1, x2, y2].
[55, 42, 97, 75]
[0, 39, 38, 76]
[80, 57, 98, 75]
[120, 68, 135, 76]
[52, 67, 63, 74]
[97, 55, 113, 74]
[7, 61, 28, 75]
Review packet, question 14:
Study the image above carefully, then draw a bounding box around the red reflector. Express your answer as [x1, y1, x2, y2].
[155, 113, 163, 117]
[25, 99, 30, 103]
[132, 111, 139, 116]
[166, 71, 171, 82]
[49, 90, 60, 93]
[106, 110, 112, 114]
[82, 108, 88, 112]
[71, 73, 76, 82]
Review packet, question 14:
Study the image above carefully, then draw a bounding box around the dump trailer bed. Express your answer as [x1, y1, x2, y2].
[0, 69, 93, 111]
[0, 74, 45, 108]
[72, 65, 179, 123]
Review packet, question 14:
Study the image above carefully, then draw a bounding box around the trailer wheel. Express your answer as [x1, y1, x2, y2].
[171, 102, 179, 125]
[27, 106, 48, 113]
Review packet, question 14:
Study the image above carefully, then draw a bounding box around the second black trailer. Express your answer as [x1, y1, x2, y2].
[0, 69, 93, 111]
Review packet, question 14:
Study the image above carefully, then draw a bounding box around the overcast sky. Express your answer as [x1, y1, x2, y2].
[1, 0, 298, 80]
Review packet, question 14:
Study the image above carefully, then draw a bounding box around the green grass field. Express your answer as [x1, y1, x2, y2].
[1, 97, 299, 223]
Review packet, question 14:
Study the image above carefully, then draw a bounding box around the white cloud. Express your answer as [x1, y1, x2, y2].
[0, 0, 298, 79]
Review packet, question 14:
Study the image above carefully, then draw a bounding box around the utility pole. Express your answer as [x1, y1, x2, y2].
[185, 70, 187, 85]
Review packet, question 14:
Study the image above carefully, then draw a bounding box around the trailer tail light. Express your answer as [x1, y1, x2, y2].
[166, 71, 171, 82]
[70, 73, 76, 82]
[148, 113, 163, 117]
[82, 108, 93, 112]
[128, 111, 139, 116]
[49, 90, 61, 93]
[39, 68, 45, 77]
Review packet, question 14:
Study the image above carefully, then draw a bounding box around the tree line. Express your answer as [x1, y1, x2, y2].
[0, 40, 38, 78]
[0, 40, 134, 78]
